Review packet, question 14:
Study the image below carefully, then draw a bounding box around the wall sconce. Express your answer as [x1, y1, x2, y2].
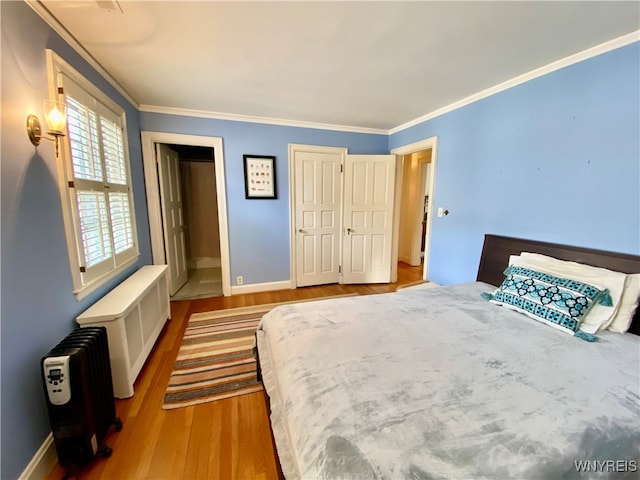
[27, 100, 68, 156]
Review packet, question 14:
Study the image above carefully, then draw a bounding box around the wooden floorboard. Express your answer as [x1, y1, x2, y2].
[46, 263, 423, 479]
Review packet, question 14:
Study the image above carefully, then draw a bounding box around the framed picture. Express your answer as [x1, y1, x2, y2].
[243, 155, 277, 199]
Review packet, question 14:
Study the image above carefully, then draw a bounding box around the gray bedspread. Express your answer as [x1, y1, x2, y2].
[256, 282, 640, 479]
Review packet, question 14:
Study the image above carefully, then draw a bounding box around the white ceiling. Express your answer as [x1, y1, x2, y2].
[39, 1, 640, 132]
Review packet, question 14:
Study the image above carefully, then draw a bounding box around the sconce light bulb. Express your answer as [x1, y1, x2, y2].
[49, 108, 63, 125]
[43, 100, 67, 136]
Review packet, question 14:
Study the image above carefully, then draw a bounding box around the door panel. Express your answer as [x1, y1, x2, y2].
[294, 151, 342, 287]
[349, 234, 366, 273]
[342, 154, 396, 284]
[157, 144, 188, 295]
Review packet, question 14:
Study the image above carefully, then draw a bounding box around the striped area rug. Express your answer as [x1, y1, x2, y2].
[163, 296, 356, 409]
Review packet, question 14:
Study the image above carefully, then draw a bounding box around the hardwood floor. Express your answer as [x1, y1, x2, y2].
[47, 263, 424, 480]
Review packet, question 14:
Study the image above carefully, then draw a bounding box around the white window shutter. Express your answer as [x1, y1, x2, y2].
[67, 97, 102, 181]
[58, 69, 138, 293]
[76, 190, 112, 267]
[101, 116, 128, 185]
[109, 191, 134, 254]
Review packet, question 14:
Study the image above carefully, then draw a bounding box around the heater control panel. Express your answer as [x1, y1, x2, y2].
[43, 356, 71, 405]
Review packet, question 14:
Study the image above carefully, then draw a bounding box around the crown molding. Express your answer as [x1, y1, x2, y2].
[138, 104, 387, 135]
[26, 0, 139, 108]
[143, 31, 639, 136]
[24, 1, 639, 137]
[390, 31, 640, 135]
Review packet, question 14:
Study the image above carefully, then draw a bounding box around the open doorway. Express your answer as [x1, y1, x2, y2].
[166, 144, 223, 300]
[398, 149, 432, 267]
[391, 136, 438, 282]
[141, 132, 232, 297]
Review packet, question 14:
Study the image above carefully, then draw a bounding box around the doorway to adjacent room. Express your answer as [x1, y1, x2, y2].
[141, 132, 232, 299]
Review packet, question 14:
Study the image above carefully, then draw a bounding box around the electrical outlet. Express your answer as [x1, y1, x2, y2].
[236, 276, 243, 285]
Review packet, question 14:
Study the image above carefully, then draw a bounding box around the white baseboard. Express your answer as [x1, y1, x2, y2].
[399, 255, 414, 265]
[231, 280, 294, 295]
[19, 433, 57, 480]
[188, 256, 221, 270]
[399, 255, 422, 267]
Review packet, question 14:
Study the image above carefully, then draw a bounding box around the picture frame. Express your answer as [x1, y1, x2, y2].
[243, 155, 277, 199]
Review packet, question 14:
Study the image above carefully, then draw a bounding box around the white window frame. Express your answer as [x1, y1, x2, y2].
[47, 50, 139, 300]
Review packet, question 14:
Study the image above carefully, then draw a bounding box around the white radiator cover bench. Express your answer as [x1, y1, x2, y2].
[76, 265, 170, 398]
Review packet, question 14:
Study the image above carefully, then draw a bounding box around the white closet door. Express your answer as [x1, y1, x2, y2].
[294, 150, 342, 287]
[157, 144, 188, 295]
[342, 155, 396, 284]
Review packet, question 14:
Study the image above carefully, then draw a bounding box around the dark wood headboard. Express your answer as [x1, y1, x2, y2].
[476, 234, 640, 335]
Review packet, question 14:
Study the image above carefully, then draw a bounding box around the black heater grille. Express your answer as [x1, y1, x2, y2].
[42, 327, 122, 468]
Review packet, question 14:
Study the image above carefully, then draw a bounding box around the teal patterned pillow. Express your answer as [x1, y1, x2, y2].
[484, 266, 612, 342]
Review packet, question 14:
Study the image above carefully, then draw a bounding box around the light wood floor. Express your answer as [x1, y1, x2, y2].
[47, 263, 424, 480]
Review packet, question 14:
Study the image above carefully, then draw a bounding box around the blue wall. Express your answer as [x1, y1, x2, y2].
[140, 113, 388, 284]
[0, 3, 151, 478]
[390, 42, 640, 286]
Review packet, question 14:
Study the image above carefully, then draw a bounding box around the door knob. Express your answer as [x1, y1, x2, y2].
[298, 228, 307, 234]
[346, 228, 353, 235]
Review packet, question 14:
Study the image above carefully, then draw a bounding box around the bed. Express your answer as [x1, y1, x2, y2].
[256, 235, 640, 479]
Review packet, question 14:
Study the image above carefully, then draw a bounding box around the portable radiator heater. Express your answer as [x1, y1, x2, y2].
[41, 326, 122, 468]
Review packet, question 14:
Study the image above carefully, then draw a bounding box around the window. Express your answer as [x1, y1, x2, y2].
[48, 51, 138, 299]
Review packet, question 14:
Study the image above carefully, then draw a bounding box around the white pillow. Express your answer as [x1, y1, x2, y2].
[605, 273, 640, 333]
[509, 253, 626, 334]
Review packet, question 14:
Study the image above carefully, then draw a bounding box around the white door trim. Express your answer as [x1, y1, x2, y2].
[141, 131, 231, 296]
[391, 136, 439, 281]
[288, 143, 347, 288]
